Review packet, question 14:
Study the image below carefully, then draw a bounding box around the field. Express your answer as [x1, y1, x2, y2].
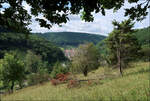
[1, 62, 150, 101]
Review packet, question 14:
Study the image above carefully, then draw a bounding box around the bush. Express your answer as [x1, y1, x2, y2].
[67, 80, 80, 88]
[27, 71, 50, 86]
[140, 45, 150, 61]
[51, 73, 70, 86]
[51, 79, 61, 86]
[51, 62, 69, 78]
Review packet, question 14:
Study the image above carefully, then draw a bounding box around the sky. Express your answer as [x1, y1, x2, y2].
[1, 1, 150, 36]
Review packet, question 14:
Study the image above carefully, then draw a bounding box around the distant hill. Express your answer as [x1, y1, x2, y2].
[134, 27, 150, 60]
[134, 27, 150, 46]
[34, 32, 106, 48]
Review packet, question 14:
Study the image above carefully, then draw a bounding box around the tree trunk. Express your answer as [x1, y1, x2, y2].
[83, 67, 88, 77]
[117, 48, 123, 76]
[10, 81, 14, 93]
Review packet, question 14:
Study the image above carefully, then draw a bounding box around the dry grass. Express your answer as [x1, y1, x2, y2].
[1, 62, 150, 101]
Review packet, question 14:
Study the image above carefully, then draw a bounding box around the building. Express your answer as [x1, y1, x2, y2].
[64, 49, 76, 60]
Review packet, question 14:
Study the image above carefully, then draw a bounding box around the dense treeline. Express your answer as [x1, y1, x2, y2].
[35, 32, 106, 48]
[134, 27, 150, 46]
[0, 33, 66, 65]
[134, 27, 150, 61]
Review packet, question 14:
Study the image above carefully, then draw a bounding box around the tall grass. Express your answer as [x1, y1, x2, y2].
[2, 62, 150, 101]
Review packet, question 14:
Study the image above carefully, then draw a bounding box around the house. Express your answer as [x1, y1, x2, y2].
[64, 49, 76, 60]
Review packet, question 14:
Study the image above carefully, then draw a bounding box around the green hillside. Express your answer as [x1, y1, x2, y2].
[34, 32, 106, 48]
[0, 33, 66, 64]
[2, 62, 149, 101]
[134, 27, 150, 60]
[134, 27, 150, 46]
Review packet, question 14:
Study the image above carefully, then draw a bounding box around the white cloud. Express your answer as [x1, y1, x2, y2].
[23, 1, 31, 13]
[28, 2, 149, 36]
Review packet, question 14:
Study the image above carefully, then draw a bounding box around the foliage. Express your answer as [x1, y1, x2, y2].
[0, 0, 149, 32]
[35, 32, 106, 48]
[27, 72, 50, 86]
[105, 19, 141, 75]
[25, 50, 48, 73]
[0, 53, 25, 91]
[67, 80, 81, 88]
[27, 68, 50, 86]
[96, 26, 150, 64]
[51, 62, 69, 78]
[51, 73, 70, 86]
[51, 79, 61, 86]
[134, 27, 150, 46]
[71, 43, 100, 76]
[96, 40, 111, 65]
[140, 45, 150, 61]
[0, 33, 66, 65]
[134, 27, 150, 61]
[55, 73, 70, 82]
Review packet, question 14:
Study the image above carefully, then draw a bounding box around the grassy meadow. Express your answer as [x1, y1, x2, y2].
[1, 62, 150, 101]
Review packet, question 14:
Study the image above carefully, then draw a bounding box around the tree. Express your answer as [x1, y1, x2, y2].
[71, 43, 100, 76]
[25, 50, 48, 73]
[0, 0, 149, 32]
[105, 19, 141, 76]
[0, 53, 25, 92]
[96, 40, 111, 65]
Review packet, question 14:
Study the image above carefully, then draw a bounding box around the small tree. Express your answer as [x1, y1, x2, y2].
[0, 53, 25, 92]
[71, 43, 100, 76]
[105, 19, 141, 76]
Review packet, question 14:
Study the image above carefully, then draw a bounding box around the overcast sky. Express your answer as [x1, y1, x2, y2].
[2, 2, 150, 36]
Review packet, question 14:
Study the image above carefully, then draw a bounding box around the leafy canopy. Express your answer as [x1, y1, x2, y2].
[71, 43, 100, 76]
[0, 0, 149, 32]
[0, 52, 25, 91]
[105, 19, 141, 75]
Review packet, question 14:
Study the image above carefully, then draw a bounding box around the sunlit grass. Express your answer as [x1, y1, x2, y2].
[2, 62, 150, 101]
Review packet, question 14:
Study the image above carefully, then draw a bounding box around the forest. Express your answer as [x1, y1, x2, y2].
[34, 32, 106, 48]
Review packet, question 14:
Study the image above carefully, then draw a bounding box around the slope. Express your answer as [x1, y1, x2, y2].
[2, 62, 149, 101]
[134, 27, 150, 46]
[0, 33, 66, 64]
[35, 32, 106, 48]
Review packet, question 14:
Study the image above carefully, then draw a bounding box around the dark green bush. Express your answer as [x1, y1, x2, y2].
[140, 45, 150, 61]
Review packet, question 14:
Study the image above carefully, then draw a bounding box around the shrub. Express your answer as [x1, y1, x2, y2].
[56, 73, 68, 82]
[51, 79, 61, 86]
[51, 62, 69, 78]
[67, 80, 80, 88]
[140, 45, 150, 61]
[27, 70, 50, 86]
[51, 73, 70, 86]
